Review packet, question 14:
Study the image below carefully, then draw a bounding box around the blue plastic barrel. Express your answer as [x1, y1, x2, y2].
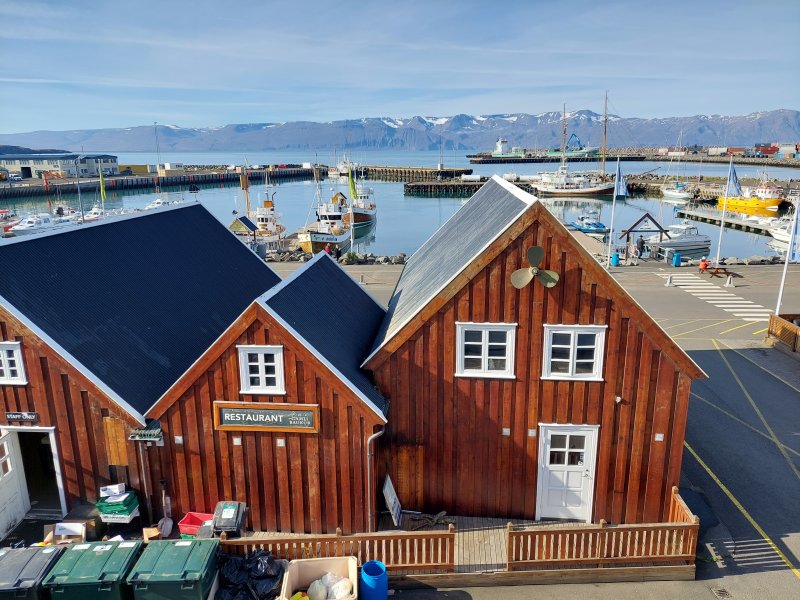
[610, 252, 620, 266]
[360, 560, 388, 600]
[672, 251, 682, 267]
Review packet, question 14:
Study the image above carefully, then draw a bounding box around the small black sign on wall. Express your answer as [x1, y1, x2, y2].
[5, 412, 39, 423]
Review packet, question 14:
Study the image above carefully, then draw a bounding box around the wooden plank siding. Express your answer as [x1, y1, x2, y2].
[0, 307, 143, 511]
[371, 207, 700, 525]
[145, 305, 385, 534]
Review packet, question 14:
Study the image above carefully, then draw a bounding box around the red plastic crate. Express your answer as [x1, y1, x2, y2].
[178, 511, 214, 536]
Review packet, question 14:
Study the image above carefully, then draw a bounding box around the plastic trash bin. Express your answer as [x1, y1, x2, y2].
[177, 513, 214, 538]
[0, 546, 63, 600]
[359, 561, 387, 600]
[126, 539, 219, 600]
[610, 252, 620, 266]
[42, 541, 142, 600]
[672, 251, 682, 267]
[278, 557, 357, 600]
[211, 501, 247, 538]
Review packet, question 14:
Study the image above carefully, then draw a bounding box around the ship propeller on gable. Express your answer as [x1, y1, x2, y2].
[510, 246, 560, 289]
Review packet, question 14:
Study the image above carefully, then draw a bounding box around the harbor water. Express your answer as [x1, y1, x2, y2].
[3, 151, 798, 259]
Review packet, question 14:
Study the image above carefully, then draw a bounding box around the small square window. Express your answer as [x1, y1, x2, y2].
[456, 323, 516, 379]
[238, 345, 285, 394]
[0, 342, 26, 385]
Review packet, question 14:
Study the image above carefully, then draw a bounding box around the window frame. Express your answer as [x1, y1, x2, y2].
[237, 345, 286, 395]
[541, 325, 607, 381]
[455, 322, 517, 379]
[0, 341, 27, 385]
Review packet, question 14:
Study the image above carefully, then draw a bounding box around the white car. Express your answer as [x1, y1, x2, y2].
[8, 174, 23, 181]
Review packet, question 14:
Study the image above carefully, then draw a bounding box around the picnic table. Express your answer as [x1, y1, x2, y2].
[703, 265, 741, 279]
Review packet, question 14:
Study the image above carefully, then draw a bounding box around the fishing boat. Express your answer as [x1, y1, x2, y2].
[647, 222, 711, 253]
[716, 171, 783, 212]
[769, 224, 792, 244]
[569, 214, 609, 234]
[535, 105, 614, 196]
[342, 168, 377, 230]
[252, 196, 286, 243]
[297, 183, 351, 254]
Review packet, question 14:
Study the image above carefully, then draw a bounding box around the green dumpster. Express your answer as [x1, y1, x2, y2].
[126, 540, 219, 600]
[0, 546, 63, 600]
[42, 541, 142, 600]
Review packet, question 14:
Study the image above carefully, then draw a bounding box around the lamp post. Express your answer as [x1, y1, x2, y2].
[74, 155, 86, 222]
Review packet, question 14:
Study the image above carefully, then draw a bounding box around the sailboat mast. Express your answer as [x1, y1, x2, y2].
[561, 104, 567, 167]
[602, 92, 608, 176]
[714, 158, 734, 266]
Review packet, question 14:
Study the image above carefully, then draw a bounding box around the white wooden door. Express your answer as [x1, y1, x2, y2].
[536, 425, 598, 522]
[0, 431, 30, 537]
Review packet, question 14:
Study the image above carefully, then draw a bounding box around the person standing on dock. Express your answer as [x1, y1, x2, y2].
[636, 235, 645, 258]
[324, 243, 332, 255]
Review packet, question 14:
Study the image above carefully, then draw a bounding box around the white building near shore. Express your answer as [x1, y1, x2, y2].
[0, 153, 119, 179]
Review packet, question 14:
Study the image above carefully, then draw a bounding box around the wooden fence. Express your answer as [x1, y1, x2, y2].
[221, 524, 455, 573]
[768, 314, 800, 354]
[507, 487, 699, 570]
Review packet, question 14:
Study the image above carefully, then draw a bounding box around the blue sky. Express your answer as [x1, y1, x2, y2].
[0, 0, 797, 133]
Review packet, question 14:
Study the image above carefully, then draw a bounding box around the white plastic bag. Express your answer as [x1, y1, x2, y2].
[307, 579, 327, 600]
[330, 579, 353, 600]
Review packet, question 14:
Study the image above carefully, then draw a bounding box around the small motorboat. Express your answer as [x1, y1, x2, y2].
[569, 214, 609, 234]
[647, 221, 711, 252]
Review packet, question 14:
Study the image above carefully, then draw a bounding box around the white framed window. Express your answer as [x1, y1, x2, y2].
[237, 345, 285, 394]
[0, 440, 12, 479]
[455, 322, 516, 378]
[542, 325, 607, 381]
[0, 342, 27, 385]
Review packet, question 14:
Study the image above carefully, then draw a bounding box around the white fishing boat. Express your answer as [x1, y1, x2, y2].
[145, 198, 170, 210]
[660, 131, 693, 203]
[342, 168, 377, 230]
[768, 217, 794, 244]
[535, 105, 614, 196]
[252, 196, 286, 243]
[297, 182, 351, 254]
[647, 222, 711, 252]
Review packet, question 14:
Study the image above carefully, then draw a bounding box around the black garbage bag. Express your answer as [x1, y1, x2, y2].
[248, 576, 282, 600]
[246, 550, 284, 579]
[216, 585, 256, 600]
[221, 555, 249, 586]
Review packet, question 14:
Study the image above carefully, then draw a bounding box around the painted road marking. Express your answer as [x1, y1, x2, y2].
[672, 319, 735, 338]
[658, 273, 772, 322]
[684, 441, 800, 582]
[718, 322, 764, 334]
[712, 338, 800, 482]
[717, 338, 800, 395]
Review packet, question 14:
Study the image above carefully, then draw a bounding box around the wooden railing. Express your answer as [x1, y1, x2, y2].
[507, 487, 699, 570]
[768, 314, 800, 354]
[221, 524, 455, 573]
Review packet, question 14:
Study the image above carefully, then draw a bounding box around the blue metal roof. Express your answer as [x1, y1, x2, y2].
[0, 204, 280, 417]
[366, 176, 535, 361]
[261, 254, 388, 417]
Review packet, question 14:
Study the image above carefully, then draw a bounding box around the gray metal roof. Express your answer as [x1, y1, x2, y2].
[365, 176, 536, 362]
[0, 204, 280, 419]
[260, 253, 388, 418]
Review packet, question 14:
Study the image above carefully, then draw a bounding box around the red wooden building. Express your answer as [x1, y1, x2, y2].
[364, 177, 705, 525]
[0, 179, 705, 539]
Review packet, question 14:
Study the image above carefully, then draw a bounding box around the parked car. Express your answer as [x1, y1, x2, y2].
[8, 174, 23, 181]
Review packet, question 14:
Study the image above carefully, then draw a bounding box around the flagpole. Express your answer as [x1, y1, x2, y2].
[714, 157, 733, 266]
[606, 158, 621, 269]
[775, 201, 798, 315]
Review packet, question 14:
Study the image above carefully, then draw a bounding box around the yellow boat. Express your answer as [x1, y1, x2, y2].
[717, 175, 783, 212]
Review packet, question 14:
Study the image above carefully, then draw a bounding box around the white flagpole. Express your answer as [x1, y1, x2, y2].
[775, 201, 798, 315]
[605, 158, 621, 268]
[714, 158, 733, 266]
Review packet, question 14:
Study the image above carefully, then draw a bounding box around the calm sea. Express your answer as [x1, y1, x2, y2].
[5, 150, 799, 258]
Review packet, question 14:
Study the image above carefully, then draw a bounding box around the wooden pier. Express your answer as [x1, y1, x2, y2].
[360, 165, 472, 182]
[405, 180, 536, 197]
[676, 207, 775, 236]
[0, 167, 315, 200]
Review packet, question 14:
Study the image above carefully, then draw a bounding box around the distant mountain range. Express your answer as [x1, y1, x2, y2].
[1, 110, 798, 153]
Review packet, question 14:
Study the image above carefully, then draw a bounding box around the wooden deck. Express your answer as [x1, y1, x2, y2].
[378, 513, 560, 573]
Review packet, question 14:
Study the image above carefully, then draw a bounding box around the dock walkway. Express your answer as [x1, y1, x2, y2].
[676, 207, 775, 236]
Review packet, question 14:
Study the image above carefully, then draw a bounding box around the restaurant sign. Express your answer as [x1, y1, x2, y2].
[5, 412, 39, 423]
[213, 402, 319, 433]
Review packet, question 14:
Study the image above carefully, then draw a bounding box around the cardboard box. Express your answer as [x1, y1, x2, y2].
[279, 557, 357, 600]
[43, 522, 87, 545]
